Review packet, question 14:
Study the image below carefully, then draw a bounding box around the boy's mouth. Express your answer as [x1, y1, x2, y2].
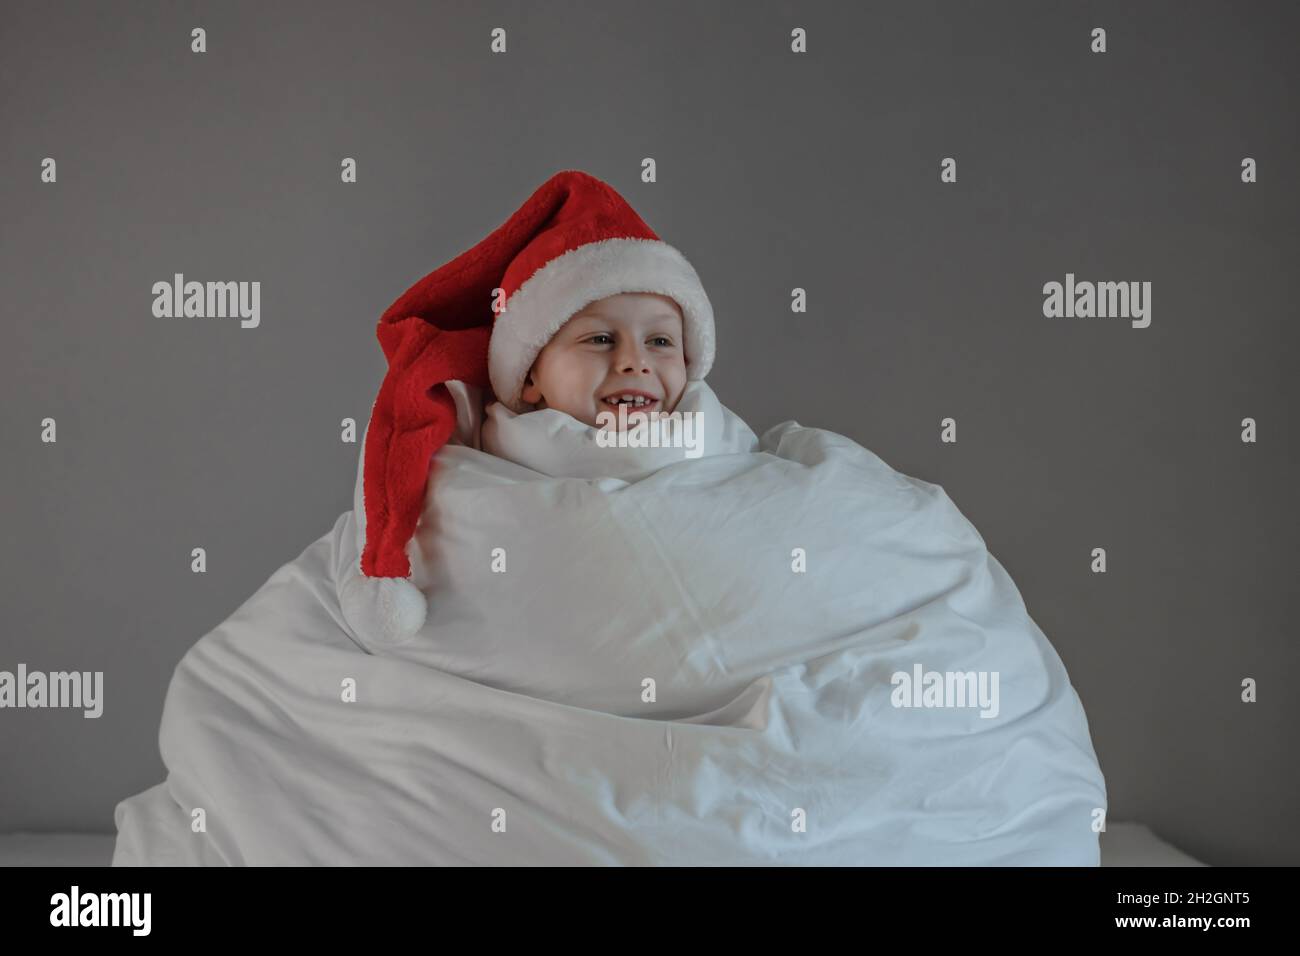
[600, 392, 660, 411]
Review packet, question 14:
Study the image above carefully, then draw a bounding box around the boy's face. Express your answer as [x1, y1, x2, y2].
[519, 293, 688, 429]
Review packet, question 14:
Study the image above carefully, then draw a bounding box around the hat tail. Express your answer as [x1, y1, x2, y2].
[343, 318, 491, 644]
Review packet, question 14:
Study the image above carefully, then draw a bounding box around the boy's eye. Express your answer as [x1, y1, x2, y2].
[586, 334, 675, 346]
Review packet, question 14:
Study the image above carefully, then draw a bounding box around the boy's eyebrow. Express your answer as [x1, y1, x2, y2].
[573, 311, 681, 322]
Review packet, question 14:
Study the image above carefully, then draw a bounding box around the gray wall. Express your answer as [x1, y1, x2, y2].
[2, 0, 1296, 865]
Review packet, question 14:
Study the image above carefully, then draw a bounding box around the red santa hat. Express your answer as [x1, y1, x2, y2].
[339, 169, 717, 643]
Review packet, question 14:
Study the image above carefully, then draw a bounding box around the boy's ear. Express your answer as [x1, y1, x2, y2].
[520, 371, 540, 404]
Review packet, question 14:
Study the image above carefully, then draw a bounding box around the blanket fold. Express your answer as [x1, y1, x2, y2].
[113, 381, 1106, 865]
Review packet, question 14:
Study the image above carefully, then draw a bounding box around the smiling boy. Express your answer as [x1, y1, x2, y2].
[519, 292, 689, 429]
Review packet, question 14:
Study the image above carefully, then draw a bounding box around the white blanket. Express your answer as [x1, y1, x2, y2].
[113, 380, 1107, 865]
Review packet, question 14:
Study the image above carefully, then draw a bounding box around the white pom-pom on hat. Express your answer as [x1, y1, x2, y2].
[338, 565, 428, 645]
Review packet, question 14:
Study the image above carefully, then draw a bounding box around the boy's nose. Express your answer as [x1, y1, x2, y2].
[613, 341, 651, 373]
[611, 351, 647, 374]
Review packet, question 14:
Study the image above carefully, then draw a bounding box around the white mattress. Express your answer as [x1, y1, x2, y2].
[0, 822, 1205, 866]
